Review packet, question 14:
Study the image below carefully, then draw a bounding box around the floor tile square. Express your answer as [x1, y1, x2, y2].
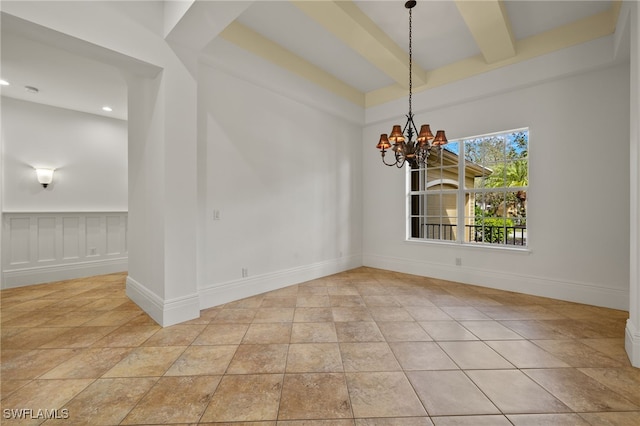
[294, 307, 334, 322]
[459, 320, 524, 340]
[261, 296, 298, 308]
[578, 412, 640, 426]
[339, 342, 401, 372]
[431, 415, 512, 425]
[368, 307, 414, 322]
[438, 341, 513, 369]
[286, 343, 343, 373]
[507, 413, 591, 425]
[466, 369, 570, 413]
[362, 296, 402, 307]
[242, 323, 292, 344]
[92, 325, 160, 347]
[102, 346, 186, 377]
[485, 340, 570, 368]
[40, 347, 132, 379]
[440, 306, 492, 320]
[346, 371, 426, 418]
[227, 344, 288, 374]
[355, 418, 433, 426]
[390, 342, 458, 370]
[330, 295, 366, 307]
[253, 307, 295, 323]
[1, 348, 79, 380]
[164, 345, 237, 376]
[377, 322, 432, 342]
[405, 306, 451, 321]
[523, 368, 640, 412]
[0, 379, 93, 415]
[200, 374, 283, 422]
[332, 307, 373, 322]
[141, 324, 205, 346]
[121, 376, 220, 424]
[579, 338, 631, 365]
[52, 378, 157, 425]
[578, 367, 640, 406]
[418, 321, 477, 341]
[296, 295, 331, 307]
[39, 326, 119, 348]
[335, 322, 384, 342]
[291, 322, 338, 343]
[394, 295, 436, 307]
[531, 339, 624, 367]
[211, 308, 257, 323]
[192, 323, 249, 345]
[279, 373, 352, 420]
[407, 370, 500, 416]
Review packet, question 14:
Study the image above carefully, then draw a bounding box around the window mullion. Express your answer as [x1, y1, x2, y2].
[457, 141, 465, 243]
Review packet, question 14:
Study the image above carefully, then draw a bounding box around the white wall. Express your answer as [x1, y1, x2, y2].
[1, 97, 127, 212]
[364, 51, 630, 310]
[197, 42, 363, 307]
[625, 0, 640, 367]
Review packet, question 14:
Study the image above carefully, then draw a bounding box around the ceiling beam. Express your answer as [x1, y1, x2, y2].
[220, 21, 365, 107]
[291, 0, 427, 89]
[455, 0, 516, 64]
[366, 6, 617, 107]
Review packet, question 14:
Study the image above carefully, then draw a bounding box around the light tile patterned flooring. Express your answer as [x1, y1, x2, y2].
[1, 267, 639, 425]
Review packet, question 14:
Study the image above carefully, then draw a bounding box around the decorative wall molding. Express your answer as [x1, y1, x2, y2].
[363, 254, 629, 311]
[199, 254, 362, 310]
[1, 212, 128, 288]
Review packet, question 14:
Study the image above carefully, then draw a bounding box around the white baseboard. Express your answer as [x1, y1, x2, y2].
[199, 254, 362, 310]
[363, 254, 629, 311]
[626, 320, 640, 367]
[2, 258, 128, 289]
[126, 276, 200, 327]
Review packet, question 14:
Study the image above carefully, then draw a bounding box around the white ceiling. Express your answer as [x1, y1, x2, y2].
[0, 1, 620, 121]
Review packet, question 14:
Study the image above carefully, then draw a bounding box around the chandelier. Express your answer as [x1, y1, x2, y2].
[376, 0, 448, 169]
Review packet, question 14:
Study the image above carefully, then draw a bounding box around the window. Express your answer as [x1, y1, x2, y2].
[408, 128, 528, 247]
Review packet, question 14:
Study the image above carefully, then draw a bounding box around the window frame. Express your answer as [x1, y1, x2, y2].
[406, 127, 529, 251]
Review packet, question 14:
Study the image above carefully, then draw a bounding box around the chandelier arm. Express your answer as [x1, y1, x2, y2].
[395, 151, 407, 168]
[380, 151, 399, 167]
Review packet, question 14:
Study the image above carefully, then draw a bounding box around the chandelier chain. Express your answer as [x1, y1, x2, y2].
[408, 5, 413, 116]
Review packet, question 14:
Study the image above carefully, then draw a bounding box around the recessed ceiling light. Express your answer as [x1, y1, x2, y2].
[102, 106, 113, 112]
[24, 85, 39, 93]
[0, 79, 9, 86]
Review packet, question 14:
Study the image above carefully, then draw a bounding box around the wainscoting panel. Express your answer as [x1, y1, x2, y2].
[2, 212, 128, 288]
[63, 216, 80, 260]
[37, 217, 56, 262]
[8, 217, 30, 265]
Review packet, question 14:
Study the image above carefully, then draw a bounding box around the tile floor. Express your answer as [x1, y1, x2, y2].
[1, 267, 639, 425]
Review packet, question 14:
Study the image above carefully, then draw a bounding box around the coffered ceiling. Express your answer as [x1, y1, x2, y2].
[0, 1, 622, 120]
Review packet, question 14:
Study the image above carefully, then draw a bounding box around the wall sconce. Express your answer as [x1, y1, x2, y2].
[35, 168, 54, 188]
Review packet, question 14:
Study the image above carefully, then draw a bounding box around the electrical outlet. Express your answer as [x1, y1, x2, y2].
[89, 247, 97, 256]
[242, 268, 248, 278]
[455, 257, 462, 266]
[213, 210, 221, 220]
